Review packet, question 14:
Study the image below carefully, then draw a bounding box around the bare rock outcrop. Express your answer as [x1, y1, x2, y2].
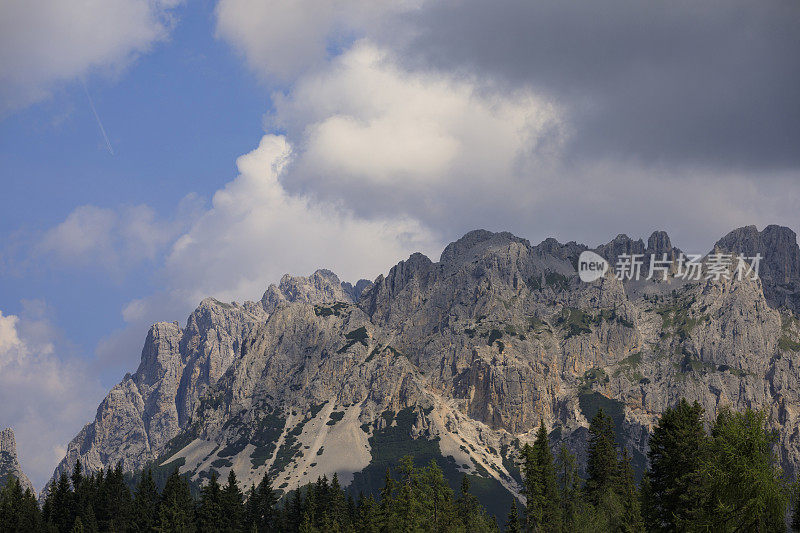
[0, 428, 34, 494]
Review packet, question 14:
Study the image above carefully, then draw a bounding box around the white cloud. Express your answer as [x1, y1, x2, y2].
[0, 303, 104, 491]
[38, 205, 118, 261]
[161, 133, 440, 307]
[211, 2, 800, 253]
[219, 30, 800, 251]
[93, 133, 441, 376]
[0, 0, 181, 114]
[37, 196, 202, 276]
[214, 0, 414, 81]
[273, 42, 562, 193]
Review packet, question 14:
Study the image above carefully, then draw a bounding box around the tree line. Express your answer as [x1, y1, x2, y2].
[518, 400, 794, 532]
[1, 399, 800, 532]
[0, 456, 495, 533]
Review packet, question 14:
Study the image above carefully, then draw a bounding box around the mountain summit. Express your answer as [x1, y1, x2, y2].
[45, 226, 800, 517]
[1, 428, 34, 494]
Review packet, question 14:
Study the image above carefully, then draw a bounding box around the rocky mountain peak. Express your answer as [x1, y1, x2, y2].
[341, 279, 373, 301]
[47, 225, 800, 515]
[0, 428, 34, 494]
[261, 269, 356, 313]
[531, 238, 586, 272]
[1, 428, 18, 458]
[595, 233, 646, 263]
[46, 268, 363, 494]
[646, 230, 676, 257]
[715, 224, 800, 312]
[439, 229, 530, 265]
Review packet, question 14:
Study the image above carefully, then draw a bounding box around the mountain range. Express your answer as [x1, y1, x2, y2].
[35, 224, 800, 518]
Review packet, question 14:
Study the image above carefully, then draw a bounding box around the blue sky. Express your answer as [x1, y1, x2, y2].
[1, 1, 264, 358]
[1, 0, 798, 490]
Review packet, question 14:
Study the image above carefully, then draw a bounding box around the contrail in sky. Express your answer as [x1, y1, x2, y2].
[81, 80, 114, 155]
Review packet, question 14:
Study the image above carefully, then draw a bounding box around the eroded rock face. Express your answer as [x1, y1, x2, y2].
[48, 227, 800, 502]
[715, 224, 800, 312]
[45, 269, 367, 494]
[261, 270, 358, 313]
[0, 428, 34, 494]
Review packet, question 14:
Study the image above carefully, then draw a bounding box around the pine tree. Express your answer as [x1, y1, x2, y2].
[78, 503, 99, 533]
[71, 460, 84, 491]
[347, 493, 357, 527]
[585, 408, 618, 505]
[20, 486, 44, 532]
[49, 471, 74, 533]
[102, 462, 133, 531]
[197, 472, 224, 532]
[520, 442, 542, 530]
[70, 515, 84, 533]
[355, 492, 379, 533]
[505, 499, 522, 533]
[395, 456, 421, 532]
[0, 476, 24, 531]
[534, 420, 562, 532]
[246, 473, 278, 532]
[377, 468, 397, 529]
[645, 399, 707, 531]
[555, 444, 581, 529]
[71, 461, 99, 533]
[638, 474, 654, 532]
[695, 407, 788, 532]
[284, 486, 304, 532]
[132, 468, 159, 533]
[88, 463, 131, 531]
[328, 472, 347, 531]
[89, 469, 104, 528]
[308, 482, 324, 531]
[158, 469, 195, 533]
[245, 485, 258, 532]
[221, 470, 245, 532]
[613, 448, 643, 532]
[455, 475, 478, 530]
[420, 461, 456, 532]
[298, 508, 319, 533]
[521, 421, 562, 532]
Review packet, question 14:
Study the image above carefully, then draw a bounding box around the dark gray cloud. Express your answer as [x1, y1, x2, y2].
[393, 0, 800, 170]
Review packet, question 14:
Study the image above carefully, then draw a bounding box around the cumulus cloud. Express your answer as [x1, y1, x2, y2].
[161, 133, 439, 306]
[214, 0, 800, 170]
[93, 133, 441, 375]
[37, 196, 202, 277]
[261, 41, 800, 250]
[0, 302, 104, 490]
[212, 2, 800, 252]
[265, 42, 564, 230]
[395, 0, 800, 170]
[214, 0, 415, 81]
[0, 0, 181, 114]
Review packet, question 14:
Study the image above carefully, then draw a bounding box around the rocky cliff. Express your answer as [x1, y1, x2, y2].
[46, 226, 800, 517]
[45, 270, 370, 492]
[715, 225, 800, 313]
[1, 428, 34, 494]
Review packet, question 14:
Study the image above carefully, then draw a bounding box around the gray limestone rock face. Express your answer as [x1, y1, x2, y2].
[715, 225, 800, 312]
[0, 428, 34, 494]
[595, 234, 646, 264]
[261, 269, 356, 313]
[45, 269, 360, 494]
[47, 226, 800, 502]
